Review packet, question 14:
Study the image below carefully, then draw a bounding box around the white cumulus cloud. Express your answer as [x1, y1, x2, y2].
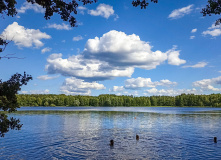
[83, 30, 181, 69]
[73, 35, 83, 41]
[88, 4, 114, 18]
[46, 30, 185, 81]
[202, 29, 221, 37]
[124, 77, 177, 89]
[182, 62, 207, 68]
[191, 28, 197, 33]
[193, 76, 221, 91]
[166, 47, 186, 65]
[78, 6, 87, 14]
[145, 88, 201, 96]
[208, 23, 221, 29]
[20, 91, 28, 94]
[46, 53, 134, 81]
[17, 2, 45, 14]
[168, 5, 194, 19]
[37, 75, 59, 80]
[46, 23, 71, 30]
[190, 36, 195, 39]
[202, 23, 221, 37]
[110, 86, 125, 92]
[20, 89, 50, 94]
[41, 47, 52, 54]
[60, 77, 106, 95]
[1, 22, 51, 48]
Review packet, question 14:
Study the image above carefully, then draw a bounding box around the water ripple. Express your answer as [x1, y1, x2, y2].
[1, 108, 221, 159]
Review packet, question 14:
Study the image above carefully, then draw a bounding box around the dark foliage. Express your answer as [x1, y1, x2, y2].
[0, 0, 17, 17]
[132, 0, 158, 9]
[1, 0, 221, 27]
[1, 0, 98, 27]
[201, 0, 221, 25]
[0, 73, 32, 137]
[0, 38, 8, 53]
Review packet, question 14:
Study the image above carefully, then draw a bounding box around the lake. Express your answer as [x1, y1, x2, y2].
[1, 107, 221, 159]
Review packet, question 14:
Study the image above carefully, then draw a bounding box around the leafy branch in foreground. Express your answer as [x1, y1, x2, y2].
[132, 0, 158, 9]
[0, 38, 9, 53]
[1, 0, 99, 27]
[1, 0, 220, 27]
[202, 0, 221, 25]
[0, 73, 32, 137]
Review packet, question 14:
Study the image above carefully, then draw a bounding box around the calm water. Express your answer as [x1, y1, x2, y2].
[1, 107, 221, 159]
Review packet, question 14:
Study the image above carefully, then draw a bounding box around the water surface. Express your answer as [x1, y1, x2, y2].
[0, 107, 221, 159]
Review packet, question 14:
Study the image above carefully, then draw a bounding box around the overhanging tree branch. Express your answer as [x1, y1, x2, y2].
[0, 37, 9, 53]
[0, 53, 25, 60]
[1, 0, 220, 27]
[0, 38, 25, 59]
[0, 72, 32, 137]
[132, 0, 158, 9]
[201, 0, 221, 25]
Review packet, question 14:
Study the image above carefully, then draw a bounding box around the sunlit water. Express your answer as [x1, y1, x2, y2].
[1, 107, 221, 159]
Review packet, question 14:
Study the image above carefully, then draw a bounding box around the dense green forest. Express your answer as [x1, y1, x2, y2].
[16, 93, 221, 107]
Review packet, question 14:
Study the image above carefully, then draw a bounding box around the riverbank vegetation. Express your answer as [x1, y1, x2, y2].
[17, 93, 221, 107]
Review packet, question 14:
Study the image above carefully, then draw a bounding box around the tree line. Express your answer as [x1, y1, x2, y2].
[17, 93, 221, 107]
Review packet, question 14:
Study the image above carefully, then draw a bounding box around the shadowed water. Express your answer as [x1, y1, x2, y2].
[0, 107, 221, 159]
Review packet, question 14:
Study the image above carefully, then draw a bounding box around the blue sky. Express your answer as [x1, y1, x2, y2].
[1, 0, 221, 96]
